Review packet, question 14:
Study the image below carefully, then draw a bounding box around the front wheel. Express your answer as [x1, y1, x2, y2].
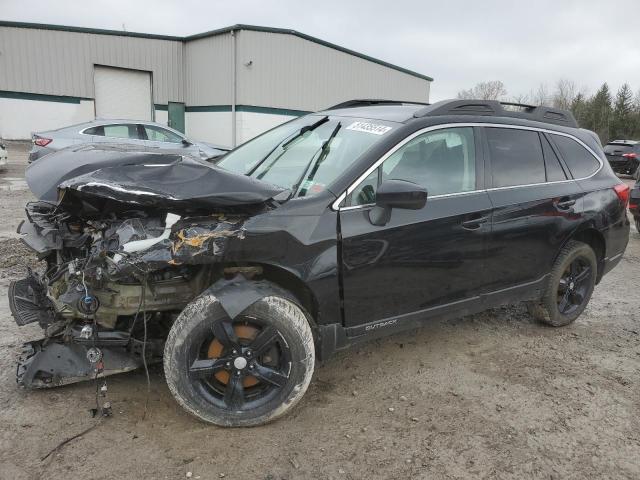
[527, 240, 597, 327]
[164, 292, 315, 427]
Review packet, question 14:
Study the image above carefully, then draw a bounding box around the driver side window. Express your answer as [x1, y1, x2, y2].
[348, 127, 476, 206]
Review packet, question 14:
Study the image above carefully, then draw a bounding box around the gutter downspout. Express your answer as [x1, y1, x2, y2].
[231, 29, 237, 148]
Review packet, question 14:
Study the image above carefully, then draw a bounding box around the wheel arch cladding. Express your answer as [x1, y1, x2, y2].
[258, 264, 319, 327]
[568, 228, 606, 282]
[204, 274, 316, 327]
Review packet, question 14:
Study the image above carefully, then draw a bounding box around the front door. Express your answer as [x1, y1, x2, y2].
[168, 102, 186, 133]
[339, 126, 491, 330]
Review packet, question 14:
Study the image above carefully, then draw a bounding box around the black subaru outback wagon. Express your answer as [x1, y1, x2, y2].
[10, 99, 630, 426]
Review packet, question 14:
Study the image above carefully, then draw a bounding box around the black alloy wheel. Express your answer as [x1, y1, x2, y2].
[527, 240, 597, 327]
[556, 258, 593, 315]
[164, 292, 315, 426]
[188, 317, 291, 412]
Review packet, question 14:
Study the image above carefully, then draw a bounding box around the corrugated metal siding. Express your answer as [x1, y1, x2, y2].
[0, 26, 184, 103]
[236, 30, 429, 111]
[184, 34, 233, 106]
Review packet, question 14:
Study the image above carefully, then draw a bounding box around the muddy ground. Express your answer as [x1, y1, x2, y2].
[0, 142, 638, 480]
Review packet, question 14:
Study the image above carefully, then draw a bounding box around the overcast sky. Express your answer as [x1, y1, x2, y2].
[2, 0, 639, 101]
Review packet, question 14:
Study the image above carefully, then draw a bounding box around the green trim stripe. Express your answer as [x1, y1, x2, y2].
[0, 92, 308, 117]
[186, 105, 232, 113]
[0, 90, 91, 104]
[0, 21, 433, 82]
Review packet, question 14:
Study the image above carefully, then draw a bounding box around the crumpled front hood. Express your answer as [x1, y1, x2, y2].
[58, 158, 285, 213]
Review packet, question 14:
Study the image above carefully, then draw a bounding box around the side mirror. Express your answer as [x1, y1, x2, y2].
[182, 138, 192, 146]
[369, 179, 427, 226]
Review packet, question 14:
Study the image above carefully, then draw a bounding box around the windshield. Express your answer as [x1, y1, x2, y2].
[216, 115, 394, 197]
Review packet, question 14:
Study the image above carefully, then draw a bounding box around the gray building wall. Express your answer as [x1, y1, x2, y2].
[0, 22, 432, 141]
[0, 25, 184, 104]
[184, 34, 233, 106]
[237, 29, 430, 111]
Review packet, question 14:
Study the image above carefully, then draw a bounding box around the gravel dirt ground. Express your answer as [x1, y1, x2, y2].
[0, 142, 638, 480]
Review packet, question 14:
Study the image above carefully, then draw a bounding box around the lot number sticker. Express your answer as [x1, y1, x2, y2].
[346, 122, 392, 135]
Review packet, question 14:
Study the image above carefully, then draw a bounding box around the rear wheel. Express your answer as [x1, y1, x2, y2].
[635, 218, 640, 234]
[527, 241, 597, 327]
[164, 293, 315, 427]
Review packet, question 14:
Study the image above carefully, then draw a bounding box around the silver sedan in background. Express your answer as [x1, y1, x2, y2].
[29, 119, 229, 162]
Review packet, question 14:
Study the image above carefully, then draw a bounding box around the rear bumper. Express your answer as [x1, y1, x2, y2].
[28, 146, 54, 163]
[602, 251, 624, 278]
[600, 219, 630, 280]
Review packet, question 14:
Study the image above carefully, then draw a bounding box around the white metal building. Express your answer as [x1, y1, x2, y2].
[0, 22, 432, 146]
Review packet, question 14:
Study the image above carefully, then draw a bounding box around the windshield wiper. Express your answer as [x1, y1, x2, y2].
[292, 122, 342, 198]
[281, 116, 329, 149]
[247, 116, 329, 176]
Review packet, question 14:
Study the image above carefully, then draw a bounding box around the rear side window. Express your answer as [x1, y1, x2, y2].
[540, 135, 567, 182]
[87, 124, 140, 139]
[83, 126, 104, 135]
[104, 124, 139, 139]
[486, 128, 545, 187]
[551, 134, 600, 178]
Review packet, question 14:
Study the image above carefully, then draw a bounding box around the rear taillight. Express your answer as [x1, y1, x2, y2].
[614, 183, 630, 207]
[33, 137, 52, 147]
[622, 152, 637, 159]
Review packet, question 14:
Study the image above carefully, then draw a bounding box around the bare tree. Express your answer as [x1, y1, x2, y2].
[457, 81, 507, 101]
[529, 83, 551, 107]
[509, 93, 531, 105]
[552, 79, 578, 110]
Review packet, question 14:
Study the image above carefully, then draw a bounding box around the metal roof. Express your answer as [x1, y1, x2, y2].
[0, 21, 433, 82]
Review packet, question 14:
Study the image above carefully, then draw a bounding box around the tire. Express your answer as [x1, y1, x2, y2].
[635, 219, 640, 234]
[164, 292, 315, 427]
[527, 240, 597, 327]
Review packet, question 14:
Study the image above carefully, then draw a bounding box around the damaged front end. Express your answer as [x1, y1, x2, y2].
[9, 159, 284, 388]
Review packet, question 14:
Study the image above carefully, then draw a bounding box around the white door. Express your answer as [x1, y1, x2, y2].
[94, 66, 152, 120]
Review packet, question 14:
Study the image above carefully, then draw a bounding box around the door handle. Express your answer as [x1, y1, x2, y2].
[555, 198, 576, 210]
[461, 215, 489, 230]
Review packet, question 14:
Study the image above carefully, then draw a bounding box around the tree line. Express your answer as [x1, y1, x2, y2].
[457, 80, 640, 144]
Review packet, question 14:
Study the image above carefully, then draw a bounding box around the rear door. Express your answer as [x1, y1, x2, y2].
[339, 126, 492, 330]
[482, 127, 584, 296]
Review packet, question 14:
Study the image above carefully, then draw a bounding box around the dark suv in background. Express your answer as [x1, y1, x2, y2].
[604, 139, 640, 178]
[10, 99, 630, 426]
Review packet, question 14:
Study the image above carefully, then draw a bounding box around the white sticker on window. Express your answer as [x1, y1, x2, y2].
[346, 122, 392, 135]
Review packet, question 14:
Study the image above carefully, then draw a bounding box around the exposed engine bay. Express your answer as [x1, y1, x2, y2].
[9, 159, 284, 388]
